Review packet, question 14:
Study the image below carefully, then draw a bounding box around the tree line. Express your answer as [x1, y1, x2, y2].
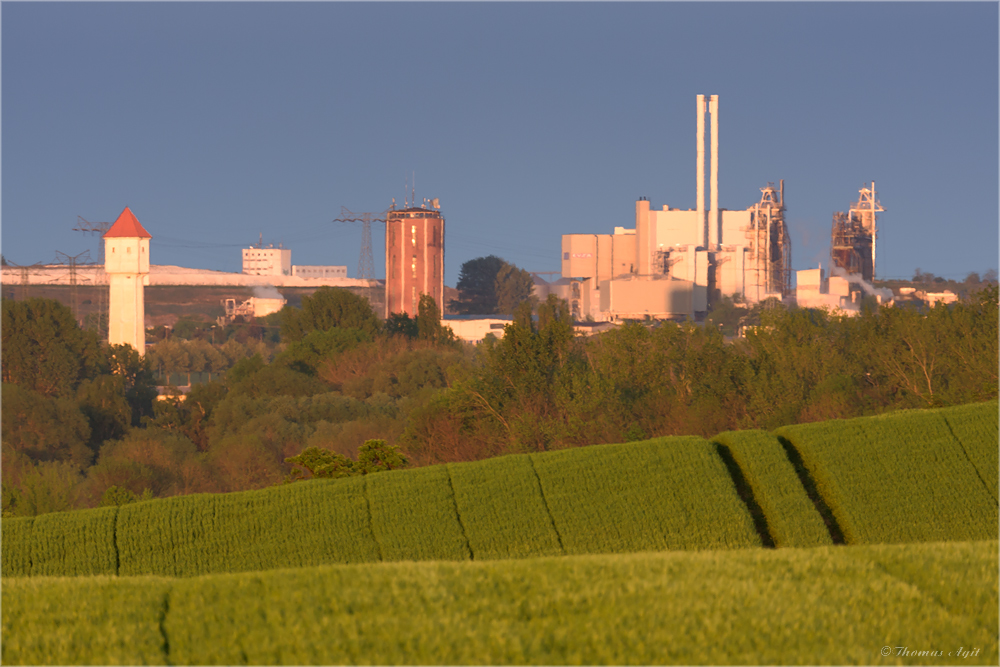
[399, 287, 999, 463]
[1, 289, 462, 517]
[3, 269, 996, 517]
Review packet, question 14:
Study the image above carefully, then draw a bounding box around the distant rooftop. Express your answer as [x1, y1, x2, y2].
[103, 207, 152, 239]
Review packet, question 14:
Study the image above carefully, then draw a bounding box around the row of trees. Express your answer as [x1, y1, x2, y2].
[4, 278, 996, 516]
[146, 338, 271, 385]
[400, 287, 1000, 463]
[1, 289, 465, 516]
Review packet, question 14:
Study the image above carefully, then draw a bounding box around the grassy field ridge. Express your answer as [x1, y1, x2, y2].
[777, 402, 998, 545]
[3, 401, 996, 579]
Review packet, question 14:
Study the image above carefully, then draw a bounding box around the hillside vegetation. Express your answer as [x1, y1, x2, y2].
[4, 285, 997, 519]
[4, 400, 996, 579]
[3, 541, 996, 665]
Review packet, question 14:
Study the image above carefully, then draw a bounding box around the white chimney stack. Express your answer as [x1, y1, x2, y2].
[696, 95, 706, 248]
[709, 94, 719, 249]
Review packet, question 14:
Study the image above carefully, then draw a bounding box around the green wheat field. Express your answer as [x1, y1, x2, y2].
[2, 401, 997, 664]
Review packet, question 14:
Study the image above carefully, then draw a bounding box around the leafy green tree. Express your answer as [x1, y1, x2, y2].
[209, 435, 285, 491]
[85, 458, 161, 503]
[495, 263, 535, 315]
[76, 375, 132, 450]
[2, 298, 101, 397]
[355, 440, 409, 474]
[145, 380, 228, 451]
[87, 429, 201, 501]
[536, 293, 571, 331]
[285, 440, 408, 482]
[284, 446, 354, 482]
[172, 318, 201, 340]
[384, 312, 419, 338]
[705, 295, 750, 336]
[451, 256, 535, 315]
[99, 485, 153, 507]
[281, 288, 381, 342]
[416, 295, 456, 344]
[277, 327, 371, 375]
[225, 354, 266, 386]
[1, 383, 93, 466]
[3, 461, 85, 517]
[105, 344, 157, 425]
[451, 255, 507, 314]
[228, 361, 326, 399]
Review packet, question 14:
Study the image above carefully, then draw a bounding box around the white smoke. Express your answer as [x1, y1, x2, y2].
[252, 285, 284, 300]
[829, 266, 894, 302]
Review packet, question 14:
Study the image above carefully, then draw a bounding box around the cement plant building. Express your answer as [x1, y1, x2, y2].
[561, 94, 792, 321]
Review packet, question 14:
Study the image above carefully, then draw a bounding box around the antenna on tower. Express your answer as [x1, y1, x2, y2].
[412, 171, 416, 209]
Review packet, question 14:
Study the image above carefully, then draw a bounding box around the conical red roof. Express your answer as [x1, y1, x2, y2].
[103, 207, 152, 239]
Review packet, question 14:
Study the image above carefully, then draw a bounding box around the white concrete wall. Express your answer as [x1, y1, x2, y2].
[442, 318, 511, 344]
[648, 209, 700, 260]
[562, 235, 600, 278]
[0, 265, 373, 288]
[598, 277, 694, 319]
[720, 209, 752, 248]
[611, 232, 636, 277]
[717, 248, 747, 299]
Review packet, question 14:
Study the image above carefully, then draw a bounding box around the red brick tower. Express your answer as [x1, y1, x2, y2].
[384, 204, 444, 318]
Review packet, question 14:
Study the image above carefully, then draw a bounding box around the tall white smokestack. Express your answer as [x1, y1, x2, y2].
[696, 95, 706, 248]
[709, 95, 719, 249]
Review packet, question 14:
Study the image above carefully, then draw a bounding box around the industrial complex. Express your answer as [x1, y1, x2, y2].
[561, 94, 794, 322]
[2, 93, 902, 350]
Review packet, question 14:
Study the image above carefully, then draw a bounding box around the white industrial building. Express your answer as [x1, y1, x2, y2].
[242, 246, 291, 276]
[241, 243, 348, 281]
[561, 95, 792, 322]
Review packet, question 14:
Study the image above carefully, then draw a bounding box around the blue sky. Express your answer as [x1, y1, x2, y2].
[3, 2, 997, 286]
